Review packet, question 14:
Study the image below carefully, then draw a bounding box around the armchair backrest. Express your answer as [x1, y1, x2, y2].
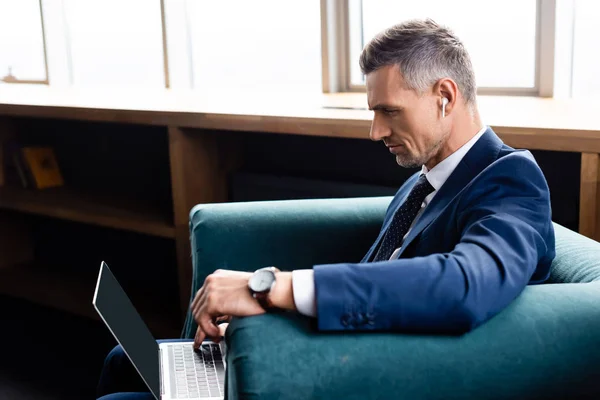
[182, 197, 390, 338]
[182, 198, 600, 338]
[548, 222, 600, 283]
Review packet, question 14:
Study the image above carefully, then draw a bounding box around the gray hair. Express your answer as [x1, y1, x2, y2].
[359, 19, 476, 105]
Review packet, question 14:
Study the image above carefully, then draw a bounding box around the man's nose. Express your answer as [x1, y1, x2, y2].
[369, 115, 391, 141]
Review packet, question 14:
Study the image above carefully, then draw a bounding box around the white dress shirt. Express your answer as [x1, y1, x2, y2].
[292, 126, 488, 317]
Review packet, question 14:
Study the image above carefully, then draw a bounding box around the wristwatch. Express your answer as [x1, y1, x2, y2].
[248, 266, 279, 310]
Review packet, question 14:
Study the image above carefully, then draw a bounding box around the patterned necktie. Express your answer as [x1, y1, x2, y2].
[372, 174, 435, 262]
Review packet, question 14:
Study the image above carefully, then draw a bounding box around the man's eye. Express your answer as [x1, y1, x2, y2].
[383, 109, 397, 115]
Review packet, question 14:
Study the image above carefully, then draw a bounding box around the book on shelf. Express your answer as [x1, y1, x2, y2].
[0, 142, 65, 190]
[1, 140, 27, 188]
[21, 147, 65, 189]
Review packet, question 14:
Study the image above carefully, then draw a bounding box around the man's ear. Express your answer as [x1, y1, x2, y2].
[433, 78, 459, 116]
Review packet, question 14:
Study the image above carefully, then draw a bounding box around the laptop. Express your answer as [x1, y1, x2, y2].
[92, 261, 226, 400]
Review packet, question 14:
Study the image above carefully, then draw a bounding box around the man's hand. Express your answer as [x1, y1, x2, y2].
[195, 323, 228, 349]
[191, 270, 265, 348]
[191, 269, 297, 349]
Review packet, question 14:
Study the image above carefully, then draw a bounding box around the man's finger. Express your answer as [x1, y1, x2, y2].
[199, 316, 220, 340]
[191, 287, 204, 312]
[218, 323, 229, 337]
[192, 287, 209, 321]
[208, 322, 228, 345]
[215, 315, 231, 324]
[193, 326, 205, 350]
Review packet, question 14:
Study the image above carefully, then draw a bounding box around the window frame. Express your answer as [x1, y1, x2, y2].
[160, 0, 170, 89]
[321, 0, 557, 97]
[0, 0, 50, 85]
[33, 0, 170, 88]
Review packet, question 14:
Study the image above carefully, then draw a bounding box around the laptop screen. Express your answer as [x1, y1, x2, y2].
[93, 262, 160, 399]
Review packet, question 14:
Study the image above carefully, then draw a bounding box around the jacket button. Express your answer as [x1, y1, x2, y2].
[341, 314, 352, 327]
[366, 312, 375, 325]
[356, 313, 368, 325]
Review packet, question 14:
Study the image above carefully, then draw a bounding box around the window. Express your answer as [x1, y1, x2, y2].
[183, 0, 322, 94]
[0, 0, 47, 84]
[2, 0, 597, 100]
[346, 0, 539, 92]
[61, 0, 166, 88]
[571, 0, 600, 98]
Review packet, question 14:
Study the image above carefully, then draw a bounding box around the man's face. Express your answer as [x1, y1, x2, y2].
[366, 65, 448, 169]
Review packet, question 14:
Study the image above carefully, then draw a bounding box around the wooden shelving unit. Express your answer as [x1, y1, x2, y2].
[0, 263, 180, 338]
[0, 186, 175, 239]
[0, 115, 225, 337]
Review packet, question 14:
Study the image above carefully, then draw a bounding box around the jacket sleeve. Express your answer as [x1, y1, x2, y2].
[313, 153, 554, 333]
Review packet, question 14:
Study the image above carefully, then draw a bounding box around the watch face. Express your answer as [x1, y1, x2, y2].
[249, 269, 275, 293]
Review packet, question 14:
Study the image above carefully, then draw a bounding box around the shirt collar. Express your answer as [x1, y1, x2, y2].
[421, 126, 487, 191]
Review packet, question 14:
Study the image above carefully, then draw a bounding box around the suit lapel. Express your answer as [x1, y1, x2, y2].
[395, 128, 504, 258]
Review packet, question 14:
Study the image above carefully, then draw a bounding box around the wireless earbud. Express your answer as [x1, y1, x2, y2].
[441, 97, 449, 118]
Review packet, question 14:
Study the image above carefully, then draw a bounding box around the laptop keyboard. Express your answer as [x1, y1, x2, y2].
[169, 343, 224, 399]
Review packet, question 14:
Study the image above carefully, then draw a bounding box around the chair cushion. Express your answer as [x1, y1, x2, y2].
[548, 222, 600, 283]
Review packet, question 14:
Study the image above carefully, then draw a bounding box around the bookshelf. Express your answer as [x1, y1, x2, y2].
[0, 115, 229, 338]
[0, 186, 176, 238]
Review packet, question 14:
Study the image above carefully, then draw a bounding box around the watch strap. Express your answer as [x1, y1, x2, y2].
[253, 291, 274, 310]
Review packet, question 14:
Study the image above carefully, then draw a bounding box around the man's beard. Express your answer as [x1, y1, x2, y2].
[395, 135, 446, 169]
[396, 155, 424, 169]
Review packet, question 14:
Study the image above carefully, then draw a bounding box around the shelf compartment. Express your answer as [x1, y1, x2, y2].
[0, 186, 175, 238]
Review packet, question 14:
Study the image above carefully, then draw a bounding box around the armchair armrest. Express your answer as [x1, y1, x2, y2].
[225, 282, 600, 400]
[182, 197, 392, 338]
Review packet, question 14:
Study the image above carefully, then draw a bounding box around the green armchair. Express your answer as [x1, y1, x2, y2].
[183, 197, 600, 399]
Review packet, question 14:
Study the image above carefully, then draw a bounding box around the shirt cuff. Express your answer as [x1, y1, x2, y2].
[292, 269, 317, 317]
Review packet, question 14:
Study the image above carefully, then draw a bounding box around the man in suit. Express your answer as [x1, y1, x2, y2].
[97, 19, 555, 399]
[185, 18, 555, 339]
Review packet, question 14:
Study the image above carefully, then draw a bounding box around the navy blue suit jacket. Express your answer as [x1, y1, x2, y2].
[313, 128, 556, 333]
